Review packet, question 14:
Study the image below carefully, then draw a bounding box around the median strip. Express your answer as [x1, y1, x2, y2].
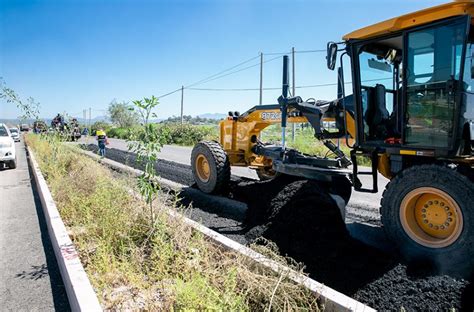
[26, 144, 102, 312]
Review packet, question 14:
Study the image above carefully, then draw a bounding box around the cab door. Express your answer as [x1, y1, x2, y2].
[403, 16, 470, 153]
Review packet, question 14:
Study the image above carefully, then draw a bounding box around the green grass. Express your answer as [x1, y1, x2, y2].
[262, 124, 371, 166]
[107, 123, 219, 146]
[26, 134, 321, 310]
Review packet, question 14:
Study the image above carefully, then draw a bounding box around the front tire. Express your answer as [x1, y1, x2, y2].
[8, 159, 17, 169]
[381, 165, 474, 276]
[191, 141, 230, 194]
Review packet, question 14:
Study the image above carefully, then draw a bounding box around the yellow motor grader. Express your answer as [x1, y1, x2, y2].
[191, 1, 474, 273]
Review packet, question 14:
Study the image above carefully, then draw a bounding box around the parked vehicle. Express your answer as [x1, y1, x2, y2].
[20, 124, 29, 132]
[33, 120, 48, 133]
[0, 123, 17, 169]
[9, 127, 20, 142]
[50, 114, 82, 141]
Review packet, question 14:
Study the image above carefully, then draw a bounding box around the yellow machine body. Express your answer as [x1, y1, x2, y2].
[344, 0, 474, 40]
[219, 107, 307, 169]
[217, 1, 474, 180]
[191, 1, 474, 271]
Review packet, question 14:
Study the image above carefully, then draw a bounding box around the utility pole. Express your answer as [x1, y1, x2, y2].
[180, 85, 184, 125]
[88, 107, 91, 131]
[291, 47, 296, 142]
[259, 52, 263, 105]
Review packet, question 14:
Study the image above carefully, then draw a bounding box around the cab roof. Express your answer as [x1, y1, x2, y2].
[343, 1, 474, 40]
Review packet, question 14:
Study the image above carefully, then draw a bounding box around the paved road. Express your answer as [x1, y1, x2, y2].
[80, 137, 260, 179]
[80, 137, 388, 216]
[79, 137, 394, 250]
[0, 140, 69, 311]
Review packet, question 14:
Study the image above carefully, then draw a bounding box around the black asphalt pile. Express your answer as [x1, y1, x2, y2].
[81, 144, 473, 310]
[229, 174, 301, 229]
[233, 178, 472, 311]
[234, 179, 396, 294]
[354, 264, 472, 311]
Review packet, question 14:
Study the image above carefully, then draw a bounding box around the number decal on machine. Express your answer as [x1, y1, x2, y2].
[261, 112, 282, 120]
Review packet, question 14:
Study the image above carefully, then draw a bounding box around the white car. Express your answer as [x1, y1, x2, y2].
[0, 123, 16, 169]
[9, 127, 20, 142]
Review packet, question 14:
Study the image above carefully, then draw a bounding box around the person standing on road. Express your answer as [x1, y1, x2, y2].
[96, 129, 108, 157]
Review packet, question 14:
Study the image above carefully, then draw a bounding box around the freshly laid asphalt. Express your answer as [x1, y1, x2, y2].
[78, 137, 393, 250]
[0, 139, 69, 311]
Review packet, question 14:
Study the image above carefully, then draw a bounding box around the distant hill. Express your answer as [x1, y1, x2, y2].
[73, 115, 109, 124]
[0, 115, 109, 127]
[197, 113, 227, 120]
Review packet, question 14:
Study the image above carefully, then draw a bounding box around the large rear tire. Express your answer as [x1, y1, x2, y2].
[381, 165, 474, 276]
[8, 159, 17, 169]
[191, 141, 230, 194]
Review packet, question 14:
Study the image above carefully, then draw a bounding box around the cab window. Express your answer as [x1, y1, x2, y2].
[357, 35, 403, 142]
[405, 21, 466, 148]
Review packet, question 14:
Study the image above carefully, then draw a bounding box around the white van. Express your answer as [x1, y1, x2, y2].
[0, 123, 17, 169]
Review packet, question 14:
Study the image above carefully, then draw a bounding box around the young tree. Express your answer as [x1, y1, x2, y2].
[0, 78, 40, 120]
[128, 96, 162, 224]
[107, 99, 139, 128]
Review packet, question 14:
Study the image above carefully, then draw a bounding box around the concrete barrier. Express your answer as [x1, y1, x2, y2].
[78, 147, 376, 312]
[27, 146, 102, 312]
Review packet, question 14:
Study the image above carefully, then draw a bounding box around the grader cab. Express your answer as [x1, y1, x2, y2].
[191, 1, 474, 275]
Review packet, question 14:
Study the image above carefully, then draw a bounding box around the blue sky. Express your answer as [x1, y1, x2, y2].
[1, 0, 446, 120]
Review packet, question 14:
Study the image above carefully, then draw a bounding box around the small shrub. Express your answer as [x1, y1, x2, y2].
[91, 121, 112, 136]
[108, 127, 141, 140]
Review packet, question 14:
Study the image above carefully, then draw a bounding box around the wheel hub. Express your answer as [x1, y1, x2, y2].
[400, 187, 463, 248]
[195, 154, 210, 182]
[414, 194, 456, 239]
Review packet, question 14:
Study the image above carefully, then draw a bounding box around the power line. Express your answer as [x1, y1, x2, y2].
[155, 55, 260, 100]
[262, 51, 288, 56]
[261, 49, 326, 55]
[188, 55, 282, 88]
[185, 55, 260, 88]
[188, 87, 281, 91]
[157, 88, 182, 99]
[187, 82, 339, 92]
[153, 49, 325, 100]
[295, 49, 326, 54]
[186, 77, 393, 92]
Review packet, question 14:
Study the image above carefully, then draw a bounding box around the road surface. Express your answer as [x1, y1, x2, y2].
[0, 140, 69, 311]
[80, 137, 388, 222]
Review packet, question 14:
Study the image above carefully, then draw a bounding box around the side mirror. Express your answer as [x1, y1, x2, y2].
[327, 42, 338, 70]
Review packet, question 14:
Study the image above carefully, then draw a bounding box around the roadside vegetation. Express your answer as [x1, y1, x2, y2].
[261, 124, 371, 166]
[26, 133, 322, 310]
[107, 123, 218, 146]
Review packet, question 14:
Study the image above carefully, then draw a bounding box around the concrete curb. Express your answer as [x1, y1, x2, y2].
[26, 145, 102, 312]
[77, 147, 375, 312]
